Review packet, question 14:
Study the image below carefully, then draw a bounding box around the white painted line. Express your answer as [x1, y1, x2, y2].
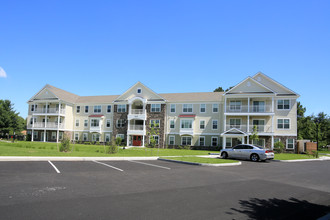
[92, 160, 124, 172]
[48, 161, 60, 174]
[128, 160, 171, 170]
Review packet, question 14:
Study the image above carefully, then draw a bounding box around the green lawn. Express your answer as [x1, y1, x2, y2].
[274, 153, 317, 160]
[160, 156, 238, 164]
[0, 141, 214, 157]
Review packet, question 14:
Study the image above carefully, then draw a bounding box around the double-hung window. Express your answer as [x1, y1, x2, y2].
[277, 119, 290, 129]
[83, 133, 88, 141]
[170, 104, 176, 113]
[181, 119, 193, 129]
[277, 100, 290, 110]
[170, 120, 175, 129]
[212, 120, 218, 130]
[151, 104, 161, 112]
[107, 105, 111, 113]
[183, 104, 193, 113]
[150, 119, 160, 128]
[91, 119, 100, 127]
[286, 139, 294, 149]
[181, 136, 192, 145]
[229, 101, 241, 111]
[94, 105, 101, 113]
[199, 137, 205, 146]
[212, 137, 218, 146]
[116, 119, 125, 128]
[76, 106, 81, 113]
[106, 119, 111, 128]
[212, 104, 218, 113]
[117, 105, 126, 113]
[200, 104, 206, 113]
[84, 120, 88, 127]
[169, 136, 175, 145]
[85, 106, 89, 113]
[200, 120, 205, 129]
[75, 119, 79, 127]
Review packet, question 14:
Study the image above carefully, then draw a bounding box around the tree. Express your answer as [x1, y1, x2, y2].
[213, 86, 234, 92]
[249, 125, 259, 145]
[0, 100, 26, 136]
[297, 102, 315, 140]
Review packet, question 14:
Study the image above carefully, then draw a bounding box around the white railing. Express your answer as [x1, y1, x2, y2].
[225, 125, 272, 133]
[90, 126, 101, 132]
[129, 125, 144, 131]
[130, 109, 145, 115]
[33, 108, 66, 114]
[226, 105, 273, 113]
[29, 122, 64, 129]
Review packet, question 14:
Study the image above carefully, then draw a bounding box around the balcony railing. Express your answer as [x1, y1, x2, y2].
[129, 125, 144, 131]
[33, 108, 66, 114]
[130, 109, 145, 115]
[226, 105, 273, 113]
[29, 122, 64, 129]
[225, 125, 272, 133]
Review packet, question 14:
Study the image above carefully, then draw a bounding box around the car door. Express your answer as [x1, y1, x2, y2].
[240, 145, 254, 159]
[231, 145, 243, 159]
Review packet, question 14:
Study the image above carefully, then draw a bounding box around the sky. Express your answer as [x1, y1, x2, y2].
[1, 0, 329, 118]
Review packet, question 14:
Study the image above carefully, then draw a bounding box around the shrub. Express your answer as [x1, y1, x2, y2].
[116, 137, 122, 146]
[60, 136, 71, 152]
[311, 150, 319, 158]
[273, 141, 285, 153]
[183, 145, 190, 150]
[107, 145, 118, 154]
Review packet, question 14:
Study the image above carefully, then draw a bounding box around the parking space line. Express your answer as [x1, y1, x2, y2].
[128, 160, 171, 170]
[48, 161, 60, 174]
[92, 160, 124, 172]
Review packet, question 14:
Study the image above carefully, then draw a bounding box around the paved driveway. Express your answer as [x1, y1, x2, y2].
[0, 160, 329, 219]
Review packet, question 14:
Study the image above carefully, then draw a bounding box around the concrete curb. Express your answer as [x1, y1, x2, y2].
[275, 156, 330, 163]
[158, 158, 241, 166]
[0, 156, 159, 161]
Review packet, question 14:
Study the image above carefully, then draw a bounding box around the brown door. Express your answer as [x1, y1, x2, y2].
[133, 136, 142, 146]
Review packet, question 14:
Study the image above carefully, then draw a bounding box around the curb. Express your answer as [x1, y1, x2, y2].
[274, 156, 330, 163]
[158, 158, 241, 166]
[0, 156, 159, 162]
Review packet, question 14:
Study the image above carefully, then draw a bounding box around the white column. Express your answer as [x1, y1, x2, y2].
[242, 136, 245, 144]
[224, 97, 227, 113]
[142, 135, 145, 147]
[248, 97, 250, 113]
[247, 135, 250, 144]
[44, 102, 48, 142]
[127, 135, 130, 147]
[271, 135, 274, 150]
[271, 115, 274, 133]
[247, 115, 250, 133]
[224, 115, 227, 132]
[57, 102, 61, 143]
[223, 136, 226, 149]
[272, 97, 274, 112]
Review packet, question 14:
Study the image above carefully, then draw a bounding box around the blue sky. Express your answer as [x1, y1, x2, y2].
[1, 0, 329, 118]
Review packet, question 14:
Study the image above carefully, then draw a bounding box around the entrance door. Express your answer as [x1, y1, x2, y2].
[133, 136, 142, 146]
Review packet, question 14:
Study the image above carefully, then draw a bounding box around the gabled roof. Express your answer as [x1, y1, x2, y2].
[224, 77, 275, 95]
[76, 95, 119, 104]
[114, 82, 166, 102]
[221, 128, 248, 136]
[252, 72, 299, 96]
[28, 84, 80, 103]
[160, 92, 223, 102]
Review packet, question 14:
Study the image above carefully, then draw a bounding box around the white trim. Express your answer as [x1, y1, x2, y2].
[224, 77, 276, 95]
[212, 119, 218, 130]
[169, 135, 175, 145]
[151, 104, 161, 112]
[273, 133, 297, 136]
[199, 136, 205, 146]
[93, 105, 102, 113]
[211, 136, 218, 146]
[199, 120, 205, 130]
[181, 136, 192, 145]
[170, 104, 176, 113]
[106, 105, 112, 114]
[200, 104, 206, 113]
[106, 119, 111, 128]
[286, 138, 295, 149]
[182, 103, 193, 113]
[212, 103, 219, 113]
[277, 118, 290, 130]
[84, 106, 89, 114]
[276, 99, 291, 111]
[75, 119, 80, 127]
[76, 105, 81, 114]
[169, 119, 175, 129]
[150, 119, 160, 128]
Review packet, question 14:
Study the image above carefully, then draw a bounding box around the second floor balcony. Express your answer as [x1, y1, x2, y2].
[28, 122, 65, 129]
[33, 108, 66, 115]
[225, 124, 273, 133]
[225, 105, 273, 114]
[128, 109, 147, 120]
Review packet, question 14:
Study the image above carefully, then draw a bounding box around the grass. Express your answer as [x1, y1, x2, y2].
[0, 141, 214, 157]
[160, 156, 238, 164]
[274, 153, 318, 160]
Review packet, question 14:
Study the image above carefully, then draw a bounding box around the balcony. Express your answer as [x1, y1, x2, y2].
[128, 109, 146, 120]
[90, 126, 101, 133]
[225, 125, 272, 133]
[33, 108, 66, 115]
[225, 105, 273, 115]
[28, 122, 64, 129]
[179, 128, 194, 136]
[127, 124, 146, 135]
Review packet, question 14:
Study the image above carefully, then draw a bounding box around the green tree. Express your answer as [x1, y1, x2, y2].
[213, 86, 234, 92]
[0, 100, 25, 136]
[297, 102, 315, 140]
[249, 125, 259, 145]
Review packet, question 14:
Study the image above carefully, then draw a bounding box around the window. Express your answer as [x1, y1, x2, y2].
[200, 104, 206, 113]
[226, 138, 232, 148]
[94, 105, 101, 113]
[183, 104, 193, 113]
[107, 105, 111, 113]
[137, 88, 142, 94]
[169, 136, 175, 145]
[277, 119, 290, 129]
[75, 119, 79, 127]
[83, 133, 88, 141]
[181, 136, 192, 145]
[76, 106, 80, 113]
[274, 138, 280, 143]
[253, 120, 265, 132]
[106, 119, 111, 128]
[212, 104, 218, 113]
[230, 101, 241, 111]
[230, 119, 241, 129]
[33, 131, 38, 139]
[181, 119, 193, 129]
[116, 119, 125, 128]
[92, 134, 100, 142]
[200, 120, 205, 129]
[150, 135, 159, 145]
[151, 104, 161, 112]
[252, 139, 265, 147]
[150, 119, 160, 128]
[253, 101, 265, 112]
[199, 136, 205, 146]
[84, 120, 88, 127]
[85, 106, 89, 113]
[31, 105, 37, 112]
[105, 134, 111, 142]
[277, 100, 290, 110]
[51, 132, 56, 140]
[286, 138, 294, 149]
[170, 120, 175, 129]
[117, 105, 126, 113]
[212, 137, 218, 146]
[59, 132, 63, 140]
[75, 133, 79, 141]
[30, 117, 36, 125]
[116, 134, 125, 141]
[212, 120, 218, 130]
[170, 104, 176, 113]
[91, 119, 100, 127]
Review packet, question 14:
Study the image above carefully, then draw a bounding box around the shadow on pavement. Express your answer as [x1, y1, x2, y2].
[228, 197, 330, 220]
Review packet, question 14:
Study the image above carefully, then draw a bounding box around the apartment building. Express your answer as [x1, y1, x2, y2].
[27, 72, 299, 150]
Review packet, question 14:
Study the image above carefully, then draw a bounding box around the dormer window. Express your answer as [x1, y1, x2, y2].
[137, 88, 142, 94]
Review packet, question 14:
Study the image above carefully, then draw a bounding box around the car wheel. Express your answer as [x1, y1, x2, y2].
[221, 152, 228, 159]
[250, 153, 259, 162]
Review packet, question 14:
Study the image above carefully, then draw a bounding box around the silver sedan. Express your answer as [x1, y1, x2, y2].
[220, 144, 274, 162]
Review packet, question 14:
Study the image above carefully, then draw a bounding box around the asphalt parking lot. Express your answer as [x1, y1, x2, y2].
[0, 159, 329, 220]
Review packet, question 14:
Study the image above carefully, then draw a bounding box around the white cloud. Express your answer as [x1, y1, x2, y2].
[0, 67, 7, 78]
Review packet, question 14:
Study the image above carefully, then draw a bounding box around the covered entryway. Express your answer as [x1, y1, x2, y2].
[133, 135, 142, 146]
[221, 128, 248, 149]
